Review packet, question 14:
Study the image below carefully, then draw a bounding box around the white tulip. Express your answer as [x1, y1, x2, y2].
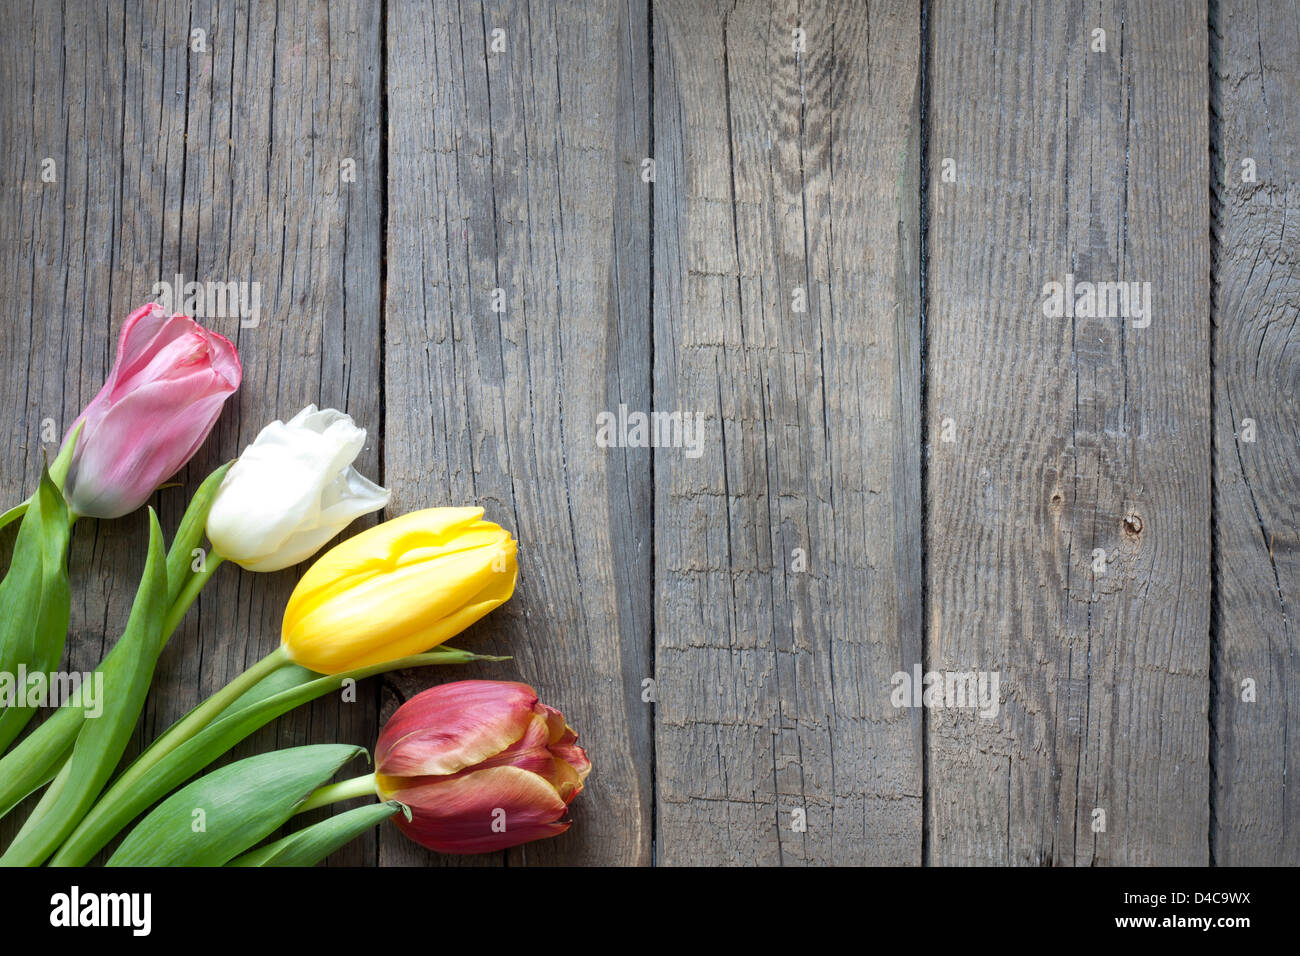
[206, 405, 390, 572]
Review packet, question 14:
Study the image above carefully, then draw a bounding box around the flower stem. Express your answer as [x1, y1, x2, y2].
[295, 774, 379, 815]
[0, 421, 85, 531]
[11, 757, 73, 843]
[161, 554, 224, 637]
[49, 647, 499, 866]
[0, 496, 31, 532]
[95, 645, 291, 804]
[0, 556, 226, 825]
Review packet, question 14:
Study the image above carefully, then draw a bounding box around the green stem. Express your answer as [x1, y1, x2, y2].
[0, 554, 225, 823]
[11, 758, 73, 843]
[161, 555, 224, 637]
[295, 774, 379, 815]
[97, 645, 291, 805]
[0, 422, 84, 532]
[0, 498, 31, 533]
[49, 646, 503, 866]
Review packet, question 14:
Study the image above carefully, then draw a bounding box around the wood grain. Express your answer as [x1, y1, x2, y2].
[926, 0, 1212, 864]
[1210, 0, 1300, 865]
[652, 0, 923, 865]
[382, 0, 654, 865]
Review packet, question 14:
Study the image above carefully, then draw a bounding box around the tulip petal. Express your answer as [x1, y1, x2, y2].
[286, 405, 354, 432]
[281, 514, 517, 673]
[538, 703, 569, 745]
[285, 507, 487, 605]
[546, 754, 586, 805]
[65, 381, 234, 518]
[62, 308, 240, 519]
[301, 544, 516, 672]
[551, 733, 592, 782]
[376, 680, 539, 777]
[476, 713, 556, 777]
[381, 765, 570, 855]
[206, 408, 388, 571]
[98, 305, 186, 402]
[315, 465, 390, 528]
[522, 705, 591, 798]
[290, 534, 507, 641]
[487, 719, 588, 803]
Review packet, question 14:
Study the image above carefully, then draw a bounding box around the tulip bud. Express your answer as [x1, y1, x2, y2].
[62, 303, 241, 519]
[281, 508, 518, 674]
[375, 680, 591, 854]
[205, 405, 390, 572]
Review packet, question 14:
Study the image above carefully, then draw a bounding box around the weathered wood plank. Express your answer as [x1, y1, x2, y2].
[927, 0, 1211, 864]
[0, 3, 156, 725]
[0, 0, 184, 852]
[382, 0, 654, 865]
[652, 0, 923, 865]
[1210, 0, 1300, 866]
[0, 0, 383, 864]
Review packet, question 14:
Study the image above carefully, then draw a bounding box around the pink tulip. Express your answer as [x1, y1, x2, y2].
[375, 681, 591, 854]
[62, 303, 241, 519]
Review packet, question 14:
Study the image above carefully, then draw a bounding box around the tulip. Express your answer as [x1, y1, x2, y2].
[295, 680, 590, 854]
[205, 405, 390, 572]
[62, 303, 241, 519]
[45, 509, 518, 863]
[280, 507, 518, 674]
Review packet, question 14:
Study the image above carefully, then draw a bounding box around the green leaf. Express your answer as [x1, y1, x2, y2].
[163, 461, 231, 608]
[0, 501, 28, 534]
[47, 421, 83, 491]
[11, 754, 73, 842]
[227, 801, 406, 867]
[107, 744, 367, 867]
[0, 467, 73, 753]
[0, 509, 169, 866]
[0, 422, 81, 533]
[0, 463, 234, 823]
[0, 729, 75, 819]
[218, 661, 320, 716]
[50, 645, 499, 866]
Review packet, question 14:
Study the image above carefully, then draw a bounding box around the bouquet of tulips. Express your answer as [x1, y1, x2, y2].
[0, 304, 589, 867]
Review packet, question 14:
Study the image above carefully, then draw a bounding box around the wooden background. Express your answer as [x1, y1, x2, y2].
[0, 0, 1294, 865]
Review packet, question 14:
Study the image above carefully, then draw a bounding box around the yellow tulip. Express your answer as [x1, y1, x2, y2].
[281, 507, 518, 674]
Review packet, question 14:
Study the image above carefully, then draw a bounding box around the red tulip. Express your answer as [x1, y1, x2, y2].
[375, 681, 591, 854]
[63, 303, 241, 518]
